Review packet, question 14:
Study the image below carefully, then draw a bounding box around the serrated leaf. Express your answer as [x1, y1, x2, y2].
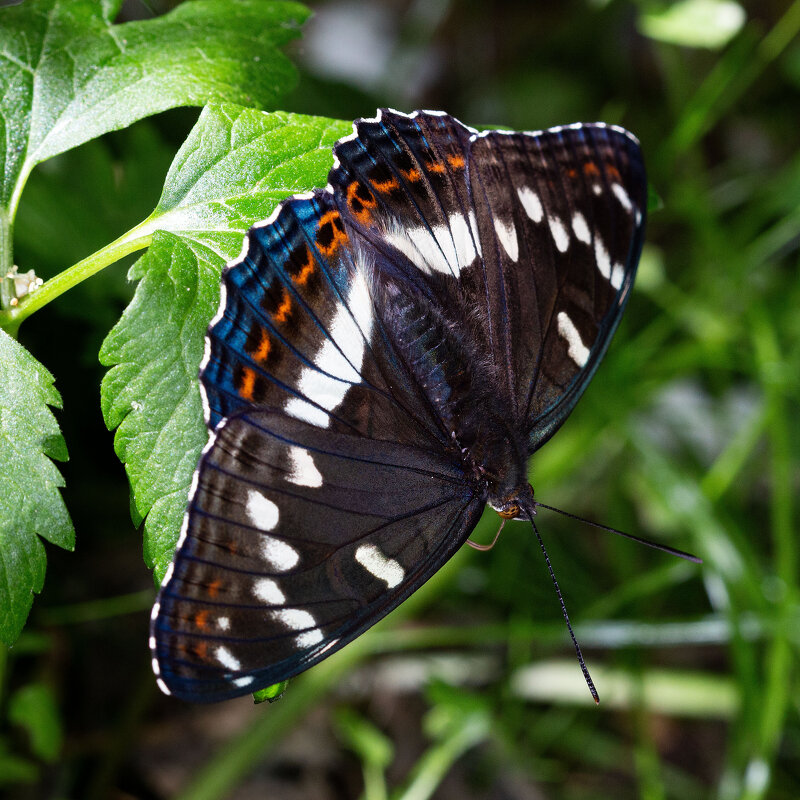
[8, 683, 62, 763]
[0, 0, 309, 213]
[99, 107, 350, 580]
[142, 104, 352, 260]
[0, 329, 73, 645]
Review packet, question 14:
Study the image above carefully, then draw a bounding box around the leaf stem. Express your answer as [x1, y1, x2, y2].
[0, 220, 154, 336]
[0, 208, 13, 313]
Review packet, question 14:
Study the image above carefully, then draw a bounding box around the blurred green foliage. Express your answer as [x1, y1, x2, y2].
[0, 0, 798, 798]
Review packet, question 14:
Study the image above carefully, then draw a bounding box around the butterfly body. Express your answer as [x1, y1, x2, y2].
[150, 109, 647, 702]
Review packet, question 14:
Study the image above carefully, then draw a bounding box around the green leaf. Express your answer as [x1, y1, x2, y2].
[0, 0, 309, 216]
[638, 0, 746, 50]
[99, 107, 350, 580]
[8, 683, 62, 762]
[0, 329, 73, 645]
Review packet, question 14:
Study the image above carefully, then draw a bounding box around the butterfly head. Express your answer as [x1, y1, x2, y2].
[488, 482, 535, 522]
[467, 414, 532, 522]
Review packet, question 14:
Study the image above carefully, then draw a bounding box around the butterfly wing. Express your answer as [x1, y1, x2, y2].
[152, 409, 481, 702]
[328, 110, 646, 451]
[466, 124, 647, 450]
[200, 190, 448, 449]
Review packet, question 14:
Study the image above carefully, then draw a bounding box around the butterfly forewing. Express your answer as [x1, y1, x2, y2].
[201, 189, 444, 449]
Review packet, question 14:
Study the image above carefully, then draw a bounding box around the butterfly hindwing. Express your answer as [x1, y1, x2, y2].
[152, 409, 482, 701]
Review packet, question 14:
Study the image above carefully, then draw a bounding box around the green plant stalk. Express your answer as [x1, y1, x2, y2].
[363, 762, 388, 800]
[0, 208, 13, 311]
[701, 404, 768, 503]
[0, 220, 154, 336]
[739, 312, 796, 800]
[397, 713, 489, 800]
[633, 671, 667, 800]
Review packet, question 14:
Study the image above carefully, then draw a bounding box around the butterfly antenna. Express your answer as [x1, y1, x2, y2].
[534, 501, 702, 564]
[520, 500, 599, 705]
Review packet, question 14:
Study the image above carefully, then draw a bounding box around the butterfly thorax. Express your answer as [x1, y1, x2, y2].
[378, 273, 529, 508]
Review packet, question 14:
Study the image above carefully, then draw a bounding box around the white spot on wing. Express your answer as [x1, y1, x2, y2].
[246, 490, 279, 530]
[594, 236, 611, 281]
[612, 182, 633, 214]
[557, 311, 590, 367]
[610, 263, 626, 290]
[261, 536, 299, 572]
[494, 218, 519, 261]
[451, 210, 482, 262]
[217, 616, 230, 631]
[295, 629, 325, 647]
[355, 544, 405, 588]
[215, 646, 241, 671]
[572, 212, 591, 244]
[272, 608, 324, 647]
[287, 446, 323, 488]
[517, 186, 543, 222]
[383, 211, 480, 278]
[548, 215, 569, 253]
[284, 270, 373, 427]
[233, 676, 254, 688]
[254, 578, 286, 605]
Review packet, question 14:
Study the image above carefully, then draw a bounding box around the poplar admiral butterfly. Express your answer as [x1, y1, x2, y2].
[150, 109, 649, 703]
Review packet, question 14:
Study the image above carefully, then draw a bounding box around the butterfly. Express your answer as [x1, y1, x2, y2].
[149, 109, 647, 703]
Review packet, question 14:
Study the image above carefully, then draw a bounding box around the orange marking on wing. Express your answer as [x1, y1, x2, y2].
[192, 642, 209, 661]
[207, 578, 223, 599]
[372, 176, 399, 193]
[606, 164, 621, 180]
[252, 328, 271, 362]
[317, 210, 348, 255]
[347, 181, 377, 224]
[401, 167, 421, 182]
[447, 154, 465, 170]
[291, 246, 315, 286]
[238, 368, 256, 401]
[273, 287, 292, 324]
[426, 160, 446, 174]
[294, 258, 315, 285]
[583, 161, 600, 177]
[194, 610, 210, 630]
[567, 167, 578, 179]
